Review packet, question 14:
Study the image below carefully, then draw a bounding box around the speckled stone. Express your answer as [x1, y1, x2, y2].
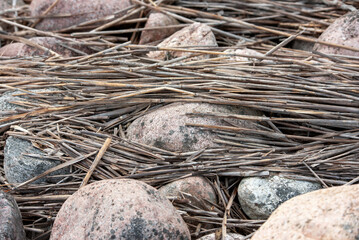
[126, 102, 260, 152]
[30, 0, 133, 31]
[251, 184, 359, 240]
[139, 12, 180, 45]
[159, 177, 217, 205]
[0, 37, 92, 57]
[50, 179, 191, 240]
[238, 175, 321, 219]
[0, 190, 26, 240]
[4, 136, 69, 184]
[198, 233, 244, 240]
[147, 22, 217, 60]
[314, 10, 359, 56]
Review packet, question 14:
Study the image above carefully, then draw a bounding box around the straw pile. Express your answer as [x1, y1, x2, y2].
[1, 0, 359, 239]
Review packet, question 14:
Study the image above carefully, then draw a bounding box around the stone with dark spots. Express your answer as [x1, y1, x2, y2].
[126, 102, 261, 152]
[50, 179, 190, 240]
[0, 190, 26, 240]
[314, 10, 359, 56]
[198, 233, 245, 240]
[237, 175, 321, 219]
[4, 136, 69, 184]
[159, 177, 217, 206]
[30, 0, 133, 31]
[0, 37, 92, 57]
[147, 22, 217, 60]
[251, 184, 359, 240]
[139, 12, 180, 45]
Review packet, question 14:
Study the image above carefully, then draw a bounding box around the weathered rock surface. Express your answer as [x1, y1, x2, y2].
[0, 190, 26, 240]
[140, 12, 180, 45]
[50, 179, 190, 240]
[198, 233, 245, 240]
[292, 40, 314, 52]
[159, 177, 217, 205]
[148, 22, 217, 60]
[126, 102, 260, 152]
[30, 0, 133, 31]
[0, 37, 91, 57]
[251, 184, 359, 240]
[4, 136, 68, 184]
[224, 48, 264, 62]
[238, 175, 321, 219]
[314, 10, 359, 56]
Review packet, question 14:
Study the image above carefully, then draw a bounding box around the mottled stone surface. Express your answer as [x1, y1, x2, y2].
[0, 37, 91, 57]
[126, 102, 260, 152]
[50, 179, 190, 240]
[30, 0, 133, 31]
[148, 22, 217, 60]
[238, 175, 321, 219]
[224, 48, 264, 62]
[292, 40, 314, 52]
[251, 184, 359, 240]
[159, 177, 216, 205]
[314, 10, 359, 56]
[4, 136, 68, 184]
[140, 12, 180, 45]
[0, 190, 26, 240]
[198, 233, 244, 240]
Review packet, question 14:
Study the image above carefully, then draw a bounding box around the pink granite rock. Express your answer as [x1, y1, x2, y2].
[0, 37, 91, 57]
[30, 0, 133, 31]
[159, 177, 217, 205]
[251, 184, 359, 240]
[50, 179, 190, 240]
[126, 103, 260, 152]
[0, 190, 26, 240]
[314, 10, 359, 56]
[147, 22, 217, 60]
[140, 12, 180, 45]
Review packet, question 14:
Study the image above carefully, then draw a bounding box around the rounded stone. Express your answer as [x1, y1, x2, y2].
[251, 184, 359, 240]
[198, 233, 245, 240]
[126, 102, 260, 152]
[237, 175, 322, 219]
[147, 22, 217, 60]
[0, 190, 26, 240]
[50, 179, 191, 240]
[139, 12, 180, 45]
[159, 177, 217, 205]
[30, 0, 133, 31]
[314, 10, 359, 56]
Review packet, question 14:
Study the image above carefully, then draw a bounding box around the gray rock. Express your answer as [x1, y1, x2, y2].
[0, 190, 26, 240]
[198, 233, 244, 240]
[1, 89, 68, 184]
[4, 136, 68, 184]
[237, 175, 322, 219]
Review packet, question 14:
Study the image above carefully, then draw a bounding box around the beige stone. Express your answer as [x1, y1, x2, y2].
[251, 184, 359, 240]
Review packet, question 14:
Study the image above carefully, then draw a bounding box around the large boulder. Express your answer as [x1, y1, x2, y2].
[238, 175, 321, 219]
[314, 10, 359, 56]
[159, 177, 217, 206]
[0, 37, 91, 57]
[139, 12, 180, 45]
[126, 103, 260, 152]
[50, 179, 190, 240]
[0, 190, 26, 240]
[30, 0, 133, 31]
[148, 22, 217, 60]
[251, 184, 359, 240]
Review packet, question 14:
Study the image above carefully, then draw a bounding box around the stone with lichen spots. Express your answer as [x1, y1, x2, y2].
[251, 184, 359, 240]
[126, 102, 260, 152]
[147, 22, 217, 61]
[50, 179, 190, 240]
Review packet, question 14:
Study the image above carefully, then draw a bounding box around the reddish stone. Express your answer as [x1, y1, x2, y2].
[50, 179, 190, 240]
